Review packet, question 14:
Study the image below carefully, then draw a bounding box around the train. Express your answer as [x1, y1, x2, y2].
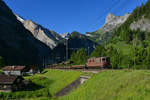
[86, 57, 111, 69]
[48, 57, 111, 69]
[71, 57, 111, 69]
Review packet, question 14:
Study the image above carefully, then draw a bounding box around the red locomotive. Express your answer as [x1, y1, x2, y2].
[71, 57, 111, 69]
[85, 57, 110, 69]
[48, 57, 111, 69]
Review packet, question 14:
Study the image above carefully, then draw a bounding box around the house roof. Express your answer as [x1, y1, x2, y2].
[0, 75, 19, 85]
[2, 66, 26, 71]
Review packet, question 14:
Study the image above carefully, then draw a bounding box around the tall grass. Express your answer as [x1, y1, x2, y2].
[57, 70, 150, 100]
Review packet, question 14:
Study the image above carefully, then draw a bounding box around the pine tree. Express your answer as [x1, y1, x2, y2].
[90, 45, 106, 57]
[70, 48, 88, 65]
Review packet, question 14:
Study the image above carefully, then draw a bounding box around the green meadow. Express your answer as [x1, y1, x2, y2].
[1, 70, 150, 100]
[56, 70, 150, 100]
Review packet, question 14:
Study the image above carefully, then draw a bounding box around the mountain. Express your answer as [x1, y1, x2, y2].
[93, 0, 150, 69]
[15, 14, 25, 22]
[15, 14, 63, 49]
[15, 14, 96, 63]
[102, 13, 130, 32]
[113, 0, 150, 42]
[0, 1, 51, 65]
[86, 13, 130, 44]
[60, 32, 70, 39]
[51, 31, 97, 62]
[68, 31, 96, 50]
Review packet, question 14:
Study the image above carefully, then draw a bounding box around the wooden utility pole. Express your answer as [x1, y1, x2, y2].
[133, 34, 138, 69]
[133, 0, 142, 69]
[43, 56, 45, 68]
[87, 47, 90, 57]
[66, 38, 68, 61]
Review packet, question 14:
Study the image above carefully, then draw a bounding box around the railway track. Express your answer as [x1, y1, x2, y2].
[45, 66, 125, 73]
[46, 67, 109, 73]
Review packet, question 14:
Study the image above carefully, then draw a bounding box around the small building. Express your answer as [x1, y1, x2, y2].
[86, 57, 110, 68]
[28, 66, 41, 74]
[0, 75, 24, 92]
[2, 66, 27, 76]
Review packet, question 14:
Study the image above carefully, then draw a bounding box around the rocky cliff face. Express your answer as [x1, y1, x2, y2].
[102, 13, 130, 32]
[130, 17, 150, 32]
[16, 15, 63, 49]
[86, 13, 130, 44]
[0, 1, 51, 65]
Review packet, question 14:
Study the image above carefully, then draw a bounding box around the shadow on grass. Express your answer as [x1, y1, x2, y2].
[22, 83, 44, 91]
[41, 70, 48, 74]
[23, 78, 55, 91]
[24, 74, 32, 77]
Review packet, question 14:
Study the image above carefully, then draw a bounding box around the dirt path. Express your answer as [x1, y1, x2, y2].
[55, 76, 90, 97]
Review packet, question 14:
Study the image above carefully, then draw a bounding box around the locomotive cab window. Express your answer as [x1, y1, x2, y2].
[102, 58, 106, 62]
[96, 59, 100, 63]
[92, 59, 94, 62]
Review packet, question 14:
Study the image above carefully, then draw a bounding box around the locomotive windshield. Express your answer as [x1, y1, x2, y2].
[102, 58, 106, 62]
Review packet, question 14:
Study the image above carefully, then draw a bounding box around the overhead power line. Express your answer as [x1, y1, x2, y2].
[91, 0, 132, 30]
[88, 0, 145, 31]
[87, 0, 122, 30]
[95, 0, 121, 23]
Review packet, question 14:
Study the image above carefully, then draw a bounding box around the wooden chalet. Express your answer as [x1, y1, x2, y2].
[0, 75, 24, 92]
[2, 66, 27, 76]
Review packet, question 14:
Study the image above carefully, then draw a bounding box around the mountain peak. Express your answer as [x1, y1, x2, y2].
[105, 13, 116, 24]
[15, 14, 25, 22]
[15, 14, 63, 49]
[61, 32, 70, 39]
[102, 13, 130, 32]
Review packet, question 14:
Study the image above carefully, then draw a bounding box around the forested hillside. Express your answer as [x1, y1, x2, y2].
[112, 0, 150, 42]
[91, 0, 150, 69]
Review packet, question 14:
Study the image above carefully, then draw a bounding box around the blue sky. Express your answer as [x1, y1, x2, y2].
[4, 0, 147, 34]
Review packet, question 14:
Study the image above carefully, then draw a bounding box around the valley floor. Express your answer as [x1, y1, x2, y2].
[1, 69, 150, 100]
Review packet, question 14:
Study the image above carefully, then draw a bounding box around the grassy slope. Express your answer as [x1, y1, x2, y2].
[0, 69, 82, 99]
[56, 70, 150, 100]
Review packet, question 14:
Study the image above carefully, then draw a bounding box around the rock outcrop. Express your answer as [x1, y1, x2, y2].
[130, 17, 150, 32]
[16, 15, 63, 49]
[102, 13, 130, 32]
[86, 13, 130, 44]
